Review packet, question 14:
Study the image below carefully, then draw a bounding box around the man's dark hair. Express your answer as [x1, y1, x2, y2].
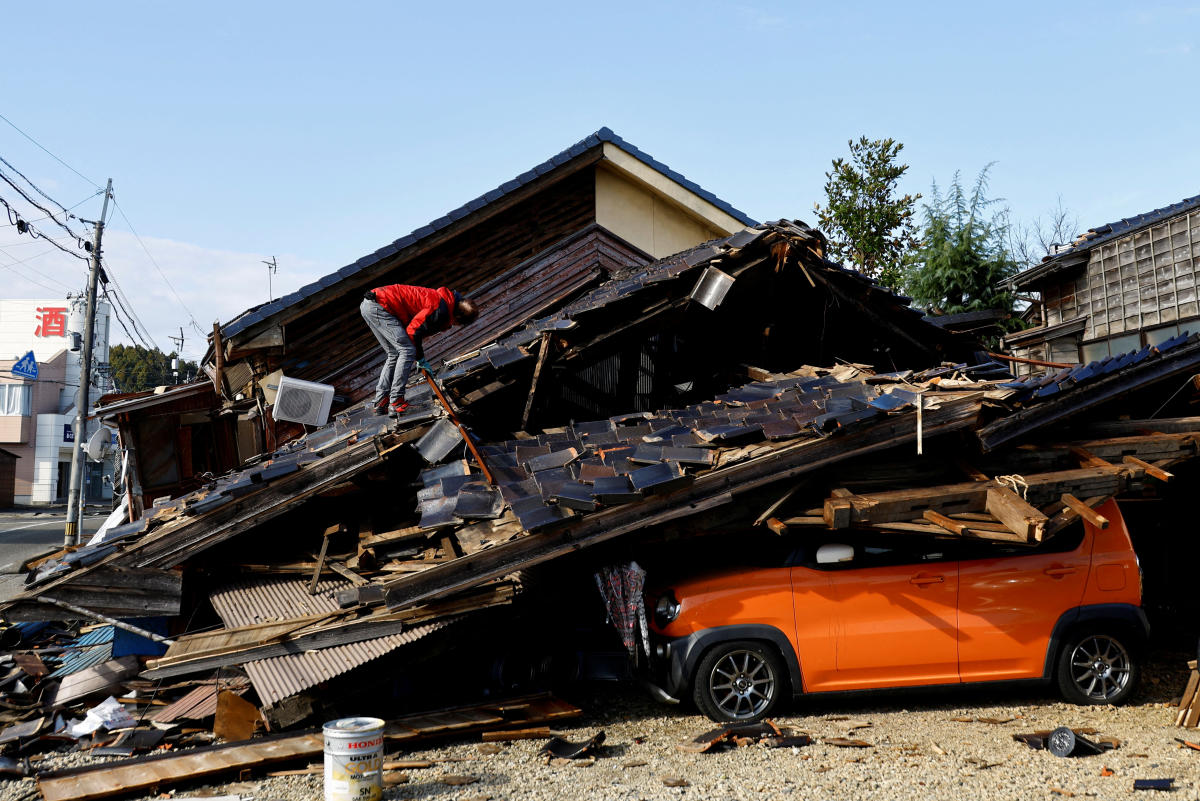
[456, 298, 479, 324]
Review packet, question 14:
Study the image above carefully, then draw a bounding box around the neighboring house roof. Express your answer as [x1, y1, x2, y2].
[220, 127, 757, 341]
[0, 448, 19, 460]
[1011, 193, 1200, 289]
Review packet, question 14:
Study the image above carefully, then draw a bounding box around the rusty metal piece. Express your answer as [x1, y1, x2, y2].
[540, 730, 605, 759]
[421, 367, 494, 484]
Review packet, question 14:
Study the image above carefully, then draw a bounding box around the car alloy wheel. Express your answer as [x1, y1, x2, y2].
[706, 648, 776, 720]
[1066, 634, 1132, 702]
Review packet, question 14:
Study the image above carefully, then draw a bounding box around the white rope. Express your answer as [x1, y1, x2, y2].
[995, 474, 1029, 500]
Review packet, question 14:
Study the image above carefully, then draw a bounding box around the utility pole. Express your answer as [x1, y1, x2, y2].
[263, 256, 277, 301]
[65, 178, 111, 547]
[169, 327, 184, 384]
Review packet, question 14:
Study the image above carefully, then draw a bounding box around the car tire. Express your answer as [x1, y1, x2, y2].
[692, 640, 786, 723]
[1055, 629, 1139, 705]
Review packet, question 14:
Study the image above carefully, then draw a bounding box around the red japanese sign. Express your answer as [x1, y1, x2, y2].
[35, 307, 67, 337]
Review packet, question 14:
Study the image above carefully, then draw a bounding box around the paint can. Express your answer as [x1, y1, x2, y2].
[323, 716, 385, 801]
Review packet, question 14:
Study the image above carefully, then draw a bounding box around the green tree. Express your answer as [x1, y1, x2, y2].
[814, 136, 921, 292]
[108, 344, 198, 393]
[905, 165, 1020, 321]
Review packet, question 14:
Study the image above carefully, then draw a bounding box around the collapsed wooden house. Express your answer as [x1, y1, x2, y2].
[5, 213, 1200, 730]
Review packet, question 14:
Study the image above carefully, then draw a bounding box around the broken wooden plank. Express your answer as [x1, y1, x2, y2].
[1123, 454, 1173, 481]
[309, 528, 334, 596]
[923, 510, 969, 536]
[921, 510, 1028, 543]
[481, 726, 556, 742]
[1068, 445, 1112, 470]
[38, 694, 579, 801]
[520, 332, 554, 432]
[986, 486, 1049, 542]
[765, 518, 788, 536]
[1044, 495, 1110, 538]
[1060, 494, 1109, 529]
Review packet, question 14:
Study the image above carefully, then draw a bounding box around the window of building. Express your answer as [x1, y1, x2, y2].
[0, 384, 32, 416]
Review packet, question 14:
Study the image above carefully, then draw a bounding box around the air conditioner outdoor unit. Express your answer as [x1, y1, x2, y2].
[272, 376, 335, 427]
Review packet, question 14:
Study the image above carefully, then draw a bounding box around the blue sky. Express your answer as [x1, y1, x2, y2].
[2, 0, 1197, 362]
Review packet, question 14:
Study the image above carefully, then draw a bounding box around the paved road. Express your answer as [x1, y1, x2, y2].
[0, 510, 107, 603]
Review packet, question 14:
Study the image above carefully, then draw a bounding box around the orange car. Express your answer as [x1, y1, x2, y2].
[646, 499, 1146, 722]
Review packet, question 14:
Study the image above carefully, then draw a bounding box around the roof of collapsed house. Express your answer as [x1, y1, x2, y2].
[7, 217, 1200, 729]
[219, 126, 757, 343]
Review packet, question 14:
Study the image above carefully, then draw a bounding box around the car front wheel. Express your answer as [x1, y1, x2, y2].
[693, 640, 785, 723]
[1055, 631, 1139, 705]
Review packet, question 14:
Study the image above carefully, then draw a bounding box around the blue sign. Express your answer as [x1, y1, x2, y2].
[64, 424, 73, 443]
[11, 351, 38, 380]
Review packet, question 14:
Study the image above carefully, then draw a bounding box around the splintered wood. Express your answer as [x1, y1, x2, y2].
[1177, 660, 1200, 728]
[814, 437, 1174, 543]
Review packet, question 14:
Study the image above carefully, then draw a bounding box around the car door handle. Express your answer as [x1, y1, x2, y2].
[1044, 566, 1077, 578]
[909, 575, 944, 586]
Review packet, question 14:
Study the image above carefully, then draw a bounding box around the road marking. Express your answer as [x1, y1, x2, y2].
[0, 520, 63, 533]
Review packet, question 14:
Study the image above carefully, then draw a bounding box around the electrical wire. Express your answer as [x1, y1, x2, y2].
[102, 285, 158, 351]
[101, 264, 158, 350]
[19, 189, 101, 224]
[0, 194, 90, 262]
[111, 198, 204, 338]
[0, 166, 88, 242]
[0, 154, 95, 236]
[0, 111, 101, 190]
[103, 289, 151, 349]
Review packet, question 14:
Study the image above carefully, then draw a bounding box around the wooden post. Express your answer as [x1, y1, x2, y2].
[309, 524, 337, 595]
[1061, 494, 1109, 529]
[520, 333, 553, 432]
[212, 322, 226, 400]
[986, 486, 1049, 541]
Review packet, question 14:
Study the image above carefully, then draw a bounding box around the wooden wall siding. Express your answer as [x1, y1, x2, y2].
[1044, 211, 1200, 342]
[265, 169, 598, 393]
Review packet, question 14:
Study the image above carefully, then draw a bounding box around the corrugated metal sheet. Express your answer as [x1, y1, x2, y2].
[48, 626, 115, 679]
[151, 677, 250, 722]
[210, 577, 347, 626]
[208, 577, 449, 707]
[244, 620, 447, 707]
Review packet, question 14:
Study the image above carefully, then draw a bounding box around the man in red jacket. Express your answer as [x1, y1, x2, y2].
[360, 284, 479, 415]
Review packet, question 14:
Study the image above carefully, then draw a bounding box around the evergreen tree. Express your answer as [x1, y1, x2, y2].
[108, 344, 198, 393]
[814, 136, 921, 292]
[906, 165, 1019, 321]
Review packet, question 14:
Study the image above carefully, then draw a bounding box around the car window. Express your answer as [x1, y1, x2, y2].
[957, 520, 1086, 562]
[799, 534, 955, 570]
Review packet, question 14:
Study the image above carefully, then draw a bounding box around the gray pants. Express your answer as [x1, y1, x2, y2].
[360, 297, 416, 406]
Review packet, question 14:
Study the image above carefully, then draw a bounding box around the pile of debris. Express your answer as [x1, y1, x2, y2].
[3, 217, 1200, 794]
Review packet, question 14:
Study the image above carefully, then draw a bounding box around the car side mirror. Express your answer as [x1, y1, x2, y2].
[816, 543, 854, 564]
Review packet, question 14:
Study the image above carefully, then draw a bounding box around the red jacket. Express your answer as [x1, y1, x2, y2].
[371, 284, 462, 341]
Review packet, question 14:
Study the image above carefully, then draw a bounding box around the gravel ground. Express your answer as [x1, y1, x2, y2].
[4, 651, 1200, 801]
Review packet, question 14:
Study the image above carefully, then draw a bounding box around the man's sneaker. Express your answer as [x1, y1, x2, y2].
[389, 400, 410, 418]
[373, 398, 389, 416]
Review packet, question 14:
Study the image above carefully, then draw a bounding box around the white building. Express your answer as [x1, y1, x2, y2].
[0, 298, 114, 505]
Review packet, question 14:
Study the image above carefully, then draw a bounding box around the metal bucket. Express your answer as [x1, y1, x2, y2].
[323, 717, 384, 801]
